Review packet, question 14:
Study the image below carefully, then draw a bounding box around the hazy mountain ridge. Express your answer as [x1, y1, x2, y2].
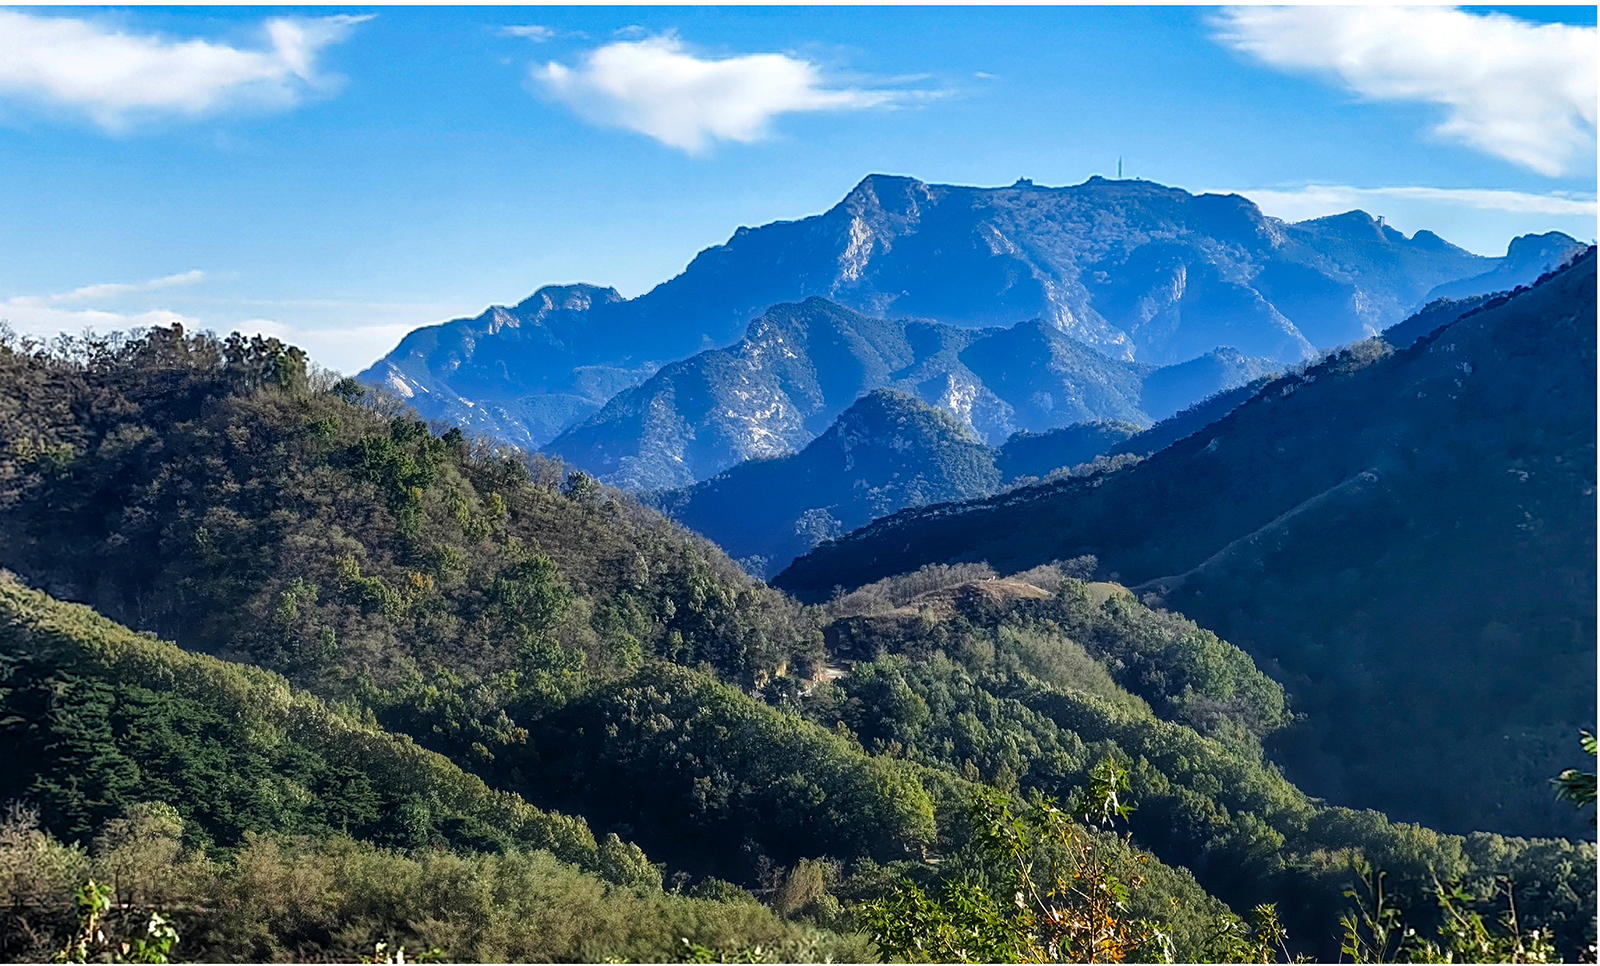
[546, 297, 1277, 490]
[1423, 230, 1587, 304]
[358, 283, 657, 449]
[359, 175, 1556, 448]
[776, 248, 1598, 840]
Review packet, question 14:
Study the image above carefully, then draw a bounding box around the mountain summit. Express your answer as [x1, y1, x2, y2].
[360, 175, 1567, 449]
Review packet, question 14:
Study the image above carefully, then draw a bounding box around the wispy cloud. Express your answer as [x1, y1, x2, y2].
[1215, 182, 1597, 255]
[1237, 184, 1597, 221]
[2, 271, 206, 336]
[51, 270, 207, 304]
[500, 25, 554, 42]
[535, 35, 908, 153]
[0, 10, 370, 131]
[1213, 6, 1596, 177]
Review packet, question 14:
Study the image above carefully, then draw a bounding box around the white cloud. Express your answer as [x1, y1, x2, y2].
[535, 35, 898, 153]
[0, 11, 370, 130]
[501, 25, 554, 42]
[1, 272, 466, 374]
[1213, 6, 1596, 176]
[52, 270, 207, 304]
[0, 297, 196, 340]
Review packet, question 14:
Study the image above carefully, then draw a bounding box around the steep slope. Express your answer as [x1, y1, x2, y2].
[657, 390, 1002, 577]
[777, 250, 1598, 840]
[545, 298, 1274, 490]
[362, 175, 1515, 446]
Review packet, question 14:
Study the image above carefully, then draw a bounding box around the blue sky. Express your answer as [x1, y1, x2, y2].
[0, 5, 1594, 374]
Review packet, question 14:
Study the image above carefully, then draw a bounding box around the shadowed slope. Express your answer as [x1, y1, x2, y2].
[778, 250, 1598, 839]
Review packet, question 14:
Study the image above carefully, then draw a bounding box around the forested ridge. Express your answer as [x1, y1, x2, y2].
[0, 320, 1593, 962]
[779, 249, 1598, 843]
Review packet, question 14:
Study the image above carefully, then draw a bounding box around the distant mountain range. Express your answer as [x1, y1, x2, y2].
[545, 297, 1278, 490]
[653, 390, 1152, 578]
[776, 248, 1598, 840]
[359, 175, 1578, 451]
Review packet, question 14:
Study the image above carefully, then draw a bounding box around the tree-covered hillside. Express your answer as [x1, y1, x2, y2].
[0, 574, 871, 963]
[0, 320, 1592, 962]
[777, 248, 1599, 842]
[0, 325, 819, 707]
[806, 564, 1596, 960]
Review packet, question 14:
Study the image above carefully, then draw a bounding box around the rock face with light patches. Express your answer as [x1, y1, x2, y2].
[359, 175, 1553, 449]
[544, 298, 1278, 490]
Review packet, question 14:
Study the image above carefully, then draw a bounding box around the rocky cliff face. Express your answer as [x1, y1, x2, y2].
[361, 174, 1565, 449]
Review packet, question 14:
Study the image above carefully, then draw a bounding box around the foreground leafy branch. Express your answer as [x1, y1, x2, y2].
[55, 880, 178, 964]
[1551, 730, 1596, 818]
[859, 759, 1174, 963]
[1339, 859, 1562, 964]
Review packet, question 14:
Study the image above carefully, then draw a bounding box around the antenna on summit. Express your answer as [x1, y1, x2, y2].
[1117, 157, 1123, 179]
